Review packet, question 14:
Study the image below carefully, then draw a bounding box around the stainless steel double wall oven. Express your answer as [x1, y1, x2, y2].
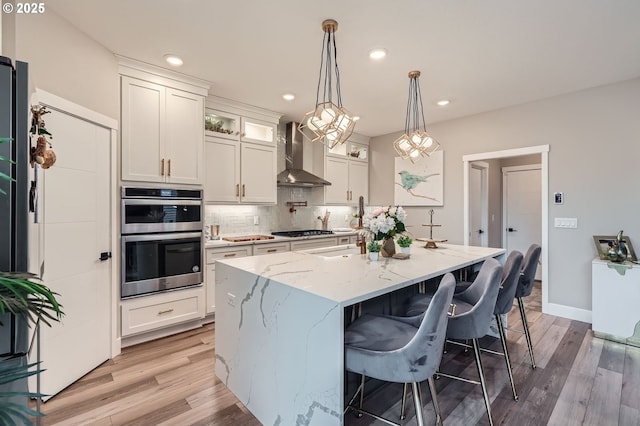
[120, 187, 203, 298]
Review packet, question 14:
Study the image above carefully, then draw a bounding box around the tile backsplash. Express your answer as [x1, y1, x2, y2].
[204, 187, 359, 236]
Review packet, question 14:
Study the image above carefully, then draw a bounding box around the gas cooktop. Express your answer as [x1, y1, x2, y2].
[271, 230, 334, 238]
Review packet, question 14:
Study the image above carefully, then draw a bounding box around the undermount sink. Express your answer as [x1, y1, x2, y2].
[302, 244, 361, 259]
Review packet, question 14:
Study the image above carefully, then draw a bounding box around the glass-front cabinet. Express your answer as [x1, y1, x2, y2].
[204, 109, 276, 145]
[204, 109, 240, 140]
[328, 141, 368, 161]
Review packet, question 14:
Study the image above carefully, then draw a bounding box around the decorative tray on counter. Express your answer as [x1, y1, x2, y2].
[222, 235, 275, 242]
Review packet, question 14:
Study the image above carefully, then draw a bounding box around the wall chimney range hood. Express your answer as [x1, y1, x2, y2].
[277, 122, 331, 187]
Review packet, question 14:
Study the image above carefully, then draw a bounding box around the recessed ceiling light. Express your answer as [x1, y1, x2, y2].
[164, 54, 183, 67]
[436, 99, 450, 107]
[368, 48, 387, 60]
[282, 93, 295, 101]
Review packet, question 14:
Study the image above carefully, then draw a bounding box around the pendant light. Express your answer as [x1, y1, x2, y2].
[299, 19, 356, 149]
[393, 70, 441, 163]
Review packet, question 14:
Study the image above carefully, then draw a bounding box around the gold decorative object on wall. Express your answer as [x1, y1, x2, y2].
[29, 105, 56, 169]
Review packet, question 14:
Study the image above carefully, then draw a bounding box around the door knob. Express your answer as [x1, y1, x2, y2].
[478, 229, 484, 234]
[507, 227, 517, 232]
[98, 251, 112, 261]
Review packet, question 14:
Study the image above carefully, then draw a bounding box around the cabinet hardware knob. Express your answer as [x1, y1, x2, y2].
[168, 159, 171, 177]
[267, 249, 277, 253]
[224, 253, 237, 257]
[236, 184, 240, 197]
[242, 184, 246, 197]
[158, 309, 174, 315]
[161, 159, 165, 176]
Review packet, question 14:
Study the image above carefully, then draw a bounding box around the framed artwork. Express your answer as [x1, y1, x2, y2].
[592, 235, 637, 261]
[394, 150, 443, 206]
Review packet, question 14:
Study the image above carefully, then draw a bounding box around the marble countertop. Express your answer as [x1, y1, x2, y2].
[217, 243, 504, 306]
[204, 230, 358, 248]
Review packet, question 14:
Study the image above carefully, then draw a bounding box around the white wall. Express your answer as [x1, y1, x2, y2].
[370, 77, 640, 314]
[14, 10, 119, 120]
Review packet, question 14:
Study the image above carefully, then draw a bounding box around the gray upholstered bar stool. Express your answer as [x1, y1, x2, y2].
[487, 250, 523, 400]
[515, 243, 541, 369]
[344, 274, 456, 426]
[406, 258, 503, 426]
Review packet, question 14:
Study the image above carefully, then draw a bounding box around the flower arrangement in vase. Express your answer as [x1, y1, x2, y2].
[359, 206, 407, 257]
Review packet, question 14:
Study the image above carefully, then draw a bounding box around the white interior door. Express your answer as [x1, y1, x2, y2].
[470, 162, 488, 247]
[36, 109, 112, 398]
[503, 165, 541, 279]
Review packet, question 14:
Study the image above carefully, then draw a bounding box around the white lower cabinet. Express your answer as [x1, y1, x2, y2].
[290, 237, 338, 252]
[205, 245, 253, 314]
[121, 286, 205, 337]
[253, 242, 290, 256]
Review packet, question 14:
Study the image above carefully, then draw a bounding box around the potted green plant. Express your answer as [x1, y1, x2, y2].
[0, 137, 64, 424]
[397, 234, 413, 254]
[367, 240, 381, 261]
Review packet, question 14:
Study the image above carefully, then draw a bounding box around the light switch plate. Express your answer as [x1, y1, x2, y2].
[554, 217, 578, 228]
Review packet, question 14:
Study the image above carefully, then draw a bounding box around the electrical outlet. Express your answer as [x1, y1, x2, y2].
[227, 292, 236, 307]
[253, 215, 259, 225]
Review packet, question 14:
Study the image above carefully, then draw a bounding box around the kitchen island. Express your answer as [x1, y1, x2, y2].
[214, 243, 504, 425]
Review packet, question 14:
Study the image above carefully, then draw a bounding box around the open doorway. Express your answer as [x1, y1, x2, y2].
[463, 145, 549, 314]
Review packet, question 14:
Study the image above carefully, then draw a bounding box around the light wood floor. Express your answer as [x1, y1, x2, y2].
[38, 282, 640, 425]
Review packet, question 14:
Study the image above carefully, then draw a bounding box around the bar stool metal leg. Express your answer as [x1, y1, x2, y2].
[496, 314, 518, 400]
[427, 376, 443, 426]
[471, 338, 494, 426]
[411, 382, 425, 426]
[517, 297, 536, 368]
[400, 383, 408, 420]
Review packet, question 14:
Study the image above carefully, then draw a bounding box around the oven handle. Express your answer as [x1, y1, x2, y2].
[122, 199, 202, 206]
[122, 232, 202, 243]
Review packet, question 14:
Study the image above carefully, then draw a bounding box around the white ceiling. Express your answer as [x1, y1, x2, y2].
[48, 0, 640, 137]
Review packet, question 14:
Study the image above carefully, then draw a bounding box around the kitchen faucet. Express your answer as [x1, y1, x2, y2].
[317, 210, 331, 231]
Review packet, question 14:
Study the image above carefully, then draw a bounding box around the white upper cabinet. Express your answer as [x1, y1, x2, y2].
[119, 58, 209, 185]
[204, 96, 281, 204]
[205, 109, 277, 146]
[314, 134, 370, 206]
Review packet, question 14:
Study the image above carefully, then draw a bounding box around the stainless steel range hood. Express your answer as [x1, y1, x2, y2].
[277, 122, 331, 187]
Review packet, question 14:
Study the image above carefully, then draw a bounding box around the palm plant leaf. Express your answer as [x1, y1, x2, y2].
[0, 272, 64, 327]
[0, 359, 47, 423]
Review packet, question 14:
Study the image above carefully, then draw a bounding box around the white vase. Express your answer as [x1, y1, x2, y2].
[369, 252, 379, 261]
[401, 247, 411, 255]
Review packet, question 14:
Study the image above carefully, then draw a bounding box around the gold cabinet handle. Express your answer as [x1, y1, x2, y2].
[235, 131, 241, 136]
[242, 184, 246, 197]
[267, 249, 277, 253]
[346, 190, 349, 201]
[161, 159, 165, 176]
[236, 184, 240, 197]
[167, 159, 171, 177]
[224, 253, 237, 258]
[158, 309, 174, 315]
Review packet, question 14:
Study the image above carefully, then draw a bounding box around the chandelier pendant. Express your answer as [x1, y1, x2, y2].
[393, 70, 441, 163]
[299, 19, 356, 149]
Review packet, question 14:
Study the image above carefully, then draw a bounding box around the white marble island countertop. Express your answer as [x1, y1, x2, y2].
[217, 243, 504, 306]
[214, 243, 504, 426]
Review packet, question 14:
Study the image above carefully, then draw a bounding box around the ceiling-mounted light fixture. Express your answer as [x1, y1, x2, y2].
[393, 70, 441, 163]
[298, 19, 356, 149]
[164, 54, 183, 67]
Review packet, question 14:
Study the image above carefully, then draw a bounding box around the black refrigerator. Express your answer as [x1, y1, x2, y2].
[0, 55, 31, 419]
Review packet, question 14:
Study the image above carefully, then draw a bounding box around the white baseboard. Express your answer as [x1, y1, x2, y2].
[544, 302, 592, 324]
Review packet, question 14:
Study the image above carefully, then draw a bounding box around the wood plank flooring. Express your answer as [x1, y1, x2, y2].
[36, 282, 640, 425]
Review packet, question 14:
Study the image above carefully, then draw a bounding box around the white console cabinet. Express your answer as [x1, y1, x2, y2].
[592, 258, 640, 343]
